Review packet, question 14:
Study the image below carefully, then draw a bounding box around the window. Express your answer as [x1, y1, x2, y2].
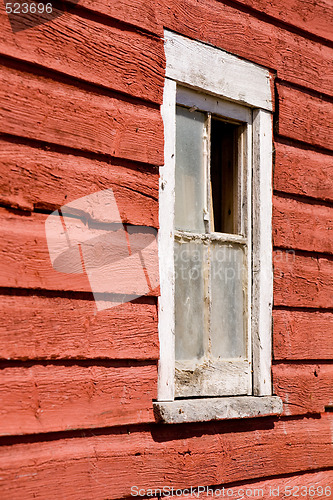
[154, 31, 283, 423]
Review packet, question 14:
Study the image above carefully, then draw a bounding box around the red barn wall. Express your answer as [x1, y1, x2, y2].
[0, 0, 332, 497]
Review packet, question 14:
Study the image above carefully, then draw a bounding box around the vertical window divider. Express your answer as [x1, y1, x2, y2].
[207, 113, 213, 234]
[203, 113, 211, 232]
[205, 113, 212, 359]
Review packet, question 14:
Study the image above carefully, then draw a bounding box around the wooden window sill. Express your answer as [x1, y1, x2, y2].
[153, 396, 283, 424]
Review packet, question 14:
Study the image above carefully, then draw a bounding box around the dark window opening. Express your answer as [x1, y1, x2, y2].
[210, 119, 239, 234]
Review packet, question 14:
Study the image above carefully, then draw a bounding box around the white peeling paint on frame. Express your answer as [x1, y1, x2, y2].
[157, 78, 176, 401]
[252, 109, 274, 396]
[155, 396, 283, 424]
[164, 30, 273, 111]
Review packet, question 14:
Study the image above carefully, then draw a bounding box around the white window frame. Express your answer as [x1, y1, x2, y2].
[154, 31, 282, 423]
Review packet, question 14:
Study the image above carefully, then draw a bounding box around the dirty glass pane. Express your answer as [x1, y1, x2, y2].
[175, 106, 206, 233]
[210, 243, 246, 358]
[175, 240, 205, 360]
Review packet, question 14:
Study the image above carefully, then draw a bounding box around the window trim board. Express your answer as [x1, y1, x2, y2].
[164, 30, 273, 112]
[252, 108, 274, 396]
[158, 77, 176, 402]
[154, 396, 283, 424]
[177, 85, 252, 124]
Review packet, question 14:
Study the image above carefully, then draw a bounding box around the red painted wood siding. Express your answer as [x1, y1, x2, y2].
[0, 0, 332, 497]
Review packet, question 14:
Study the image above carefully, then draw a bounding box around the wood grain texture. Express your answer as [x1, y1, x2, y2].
[0, 415, 332, 499]
[0, 364, 157, 435]
[273, 252, 333, 308]
[0, 66, 164, 165]
[273, 363, 333, 415]
[273, 195, 333, 254]
[0, 8, 164, 104]
[157, 0, 333, 96]
[164, 30, 272, 111]
[273, 309, 333, 360]
[0, 209, 159, 296]
[277, 84, 333, 150]
[234, 0, 333, 42]
[0, 140, 158, 226]
[0, 294, 158, 360]
[274, 142, 333, 202]
[65, 0, 162, 35]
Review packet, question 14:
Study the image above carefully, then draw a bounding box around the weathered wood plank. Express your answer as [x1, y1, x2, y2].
[0, 66, 164, 165]
[0, 140, 158, 226]
[273, 195, 333, 254]
[273, 363, 333, 415]
[154, 396, 283, 423]
[273, 309, 333, 360]
[181, 470, 333, 499]
[65, 0, 162, 35]
[0, 294, 158, 360]
[0, 209, 91, 292]
[0, 8, 164, 104]
[0, 209, 159, 296]
[0, 415, 332, 499]
[277, 84, 333, 150]
[273, 252, 333, 308]
[234, 0, 333, 42]
[274, 142, 333, 202]
[165, 30, 272, 111]
[157, 0, 333, 96]
[0, 364, 157, 435]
